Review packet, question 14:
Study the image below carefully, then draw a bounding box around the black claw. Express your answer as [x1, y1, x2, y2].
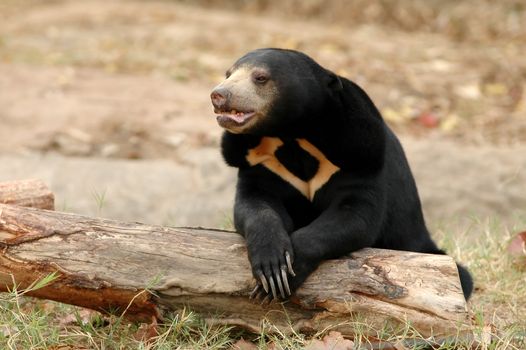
[249, 285, 260, 300]
[259, 274, 269, 293]
[274, 269, 285, 299]
[285, 251, 296, 276]
[268, 276, 277, 300]
[281, 267, 291, 296]
[260, 295, 272, 305]
[255, 290, 266, 301]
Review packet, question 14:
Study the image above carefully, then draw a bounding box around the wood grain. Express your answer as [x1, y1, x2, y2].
[0, 203, 470, 336]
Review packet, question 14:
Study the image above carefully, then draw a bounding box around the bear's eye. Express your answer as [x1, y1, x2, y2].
[253, 73, 269, 85]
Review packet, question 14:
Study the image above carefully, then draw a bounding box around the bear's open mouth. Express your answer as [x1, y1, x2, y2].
[215, 109, 256, 127]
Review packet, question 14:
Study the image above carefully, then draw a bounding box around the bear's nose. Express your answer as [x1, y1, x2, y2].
[210, 87, 231, 110]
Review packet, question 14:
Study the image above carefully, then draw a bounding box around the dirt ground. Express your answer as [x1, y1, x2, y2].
[0, 0, 525, 228]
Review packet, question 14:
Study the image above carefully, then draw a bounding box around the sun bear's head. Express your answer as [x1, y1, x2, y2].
[210, 48, 342, 135]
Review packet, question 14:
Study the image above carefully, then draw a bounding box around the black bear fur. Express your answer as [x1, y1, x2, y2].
[215, 48, 473, 301]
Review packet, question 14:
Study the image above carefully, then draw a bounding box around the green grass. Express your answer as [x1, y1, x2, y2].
[435, 217, 526, 327]
[0, 291, 234, 349]
[1, 217, 525, 349]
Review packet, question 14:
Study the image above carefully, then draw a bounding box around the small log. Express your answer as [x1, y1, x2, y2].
[0, 179, 54, 210]
[0, 204, 471, 337]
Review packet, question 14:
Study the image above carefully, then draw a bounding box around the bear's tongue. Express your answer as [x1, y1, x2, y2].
[216, 110, 255, 125]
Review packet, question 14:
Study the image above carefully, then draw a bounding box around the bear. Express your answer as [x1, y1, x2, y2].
[210, 48, 473, 302]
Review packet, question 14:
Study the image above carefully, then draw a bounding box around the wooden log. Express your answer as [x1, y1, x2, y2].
[0, 179, 54, 210]
[0, 203, 471, 337]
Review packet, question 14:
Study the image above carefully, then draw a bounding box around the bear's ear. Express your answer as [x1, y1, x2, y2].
[325, 69, 343, 92]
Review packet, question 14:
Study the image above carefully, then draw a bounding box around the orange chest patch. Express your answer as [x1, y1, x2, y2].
[246, 137, 340, 201]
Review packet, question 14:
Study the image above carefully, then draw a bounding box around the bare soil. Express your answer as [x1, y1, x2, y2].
[0, 0, 525, 226]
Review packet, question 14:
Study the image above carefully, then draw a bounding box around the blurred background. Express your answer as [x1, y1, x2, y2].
[0, 0, 525, 229]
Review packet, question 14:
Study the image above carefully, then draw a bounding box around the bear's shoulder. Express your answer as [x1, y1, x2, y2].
[308, 77, 387, 174]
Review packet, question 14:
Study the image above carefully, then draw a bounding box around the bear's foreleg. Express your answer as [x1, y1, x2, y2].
[234, 176, 297, 301]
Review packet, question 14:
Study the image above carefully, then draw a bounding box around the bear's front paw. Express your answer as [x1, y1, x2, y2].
[249, 253, 319, 304]
[248, 243, 295, 302]
[250, 261, 318, 304]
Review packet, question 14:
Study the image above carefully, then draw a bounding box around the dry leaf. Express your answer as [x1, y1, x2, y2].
[267, 342, 277, 350]
[305, 331, 354, 350]
[417, 112, 440, 128]
[454, 84, 481, 100]
[134, 316, 159, 342]
[393, 340, 409, 350]
[58, 308, 96, 327]
[429, 59, 454, 73]
[474, 324, 496, 347]
[440, 114, 460, 132]
[230, 339, 259, 350]
[484, 83, 507, 96]
[0, 324, 19, 338]
[383, 107, 405, 124]
[508, 231, 526, 257]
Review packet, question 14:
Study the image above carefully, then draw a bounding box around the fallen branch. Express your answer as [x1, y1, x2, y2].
[0, 203, 470, 337]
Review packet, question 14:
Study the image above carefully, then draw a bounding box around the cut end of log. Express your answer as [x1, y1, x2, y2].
[0, 179, 55, 210]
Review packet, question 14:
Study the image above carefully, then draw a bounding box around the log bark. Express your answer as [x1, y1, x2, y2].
[0, 179, 54, 210]
[0, 203, 471, 337]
